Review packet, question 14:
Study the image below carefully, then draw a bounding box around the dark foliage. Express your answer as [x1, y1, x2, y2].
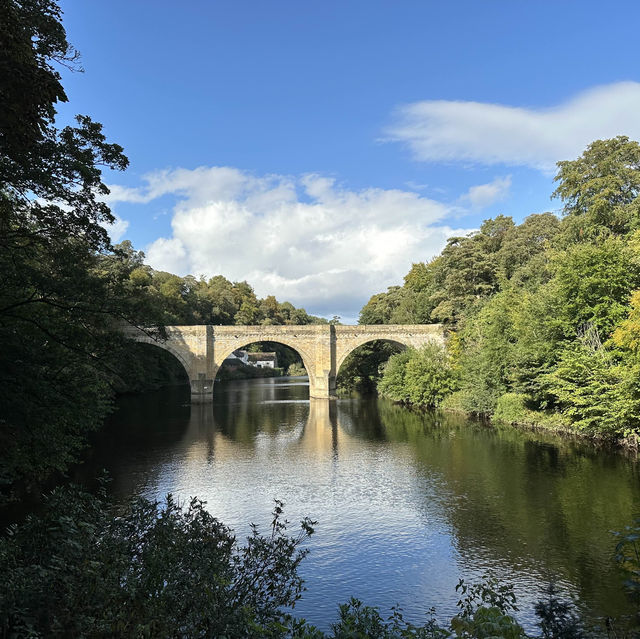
[0, 485, 315, 637]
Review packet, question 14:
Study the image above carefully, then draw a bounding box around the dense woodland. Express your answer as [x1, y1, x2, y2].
[2, 1, 640, 636]
[355, 137, 640, 444]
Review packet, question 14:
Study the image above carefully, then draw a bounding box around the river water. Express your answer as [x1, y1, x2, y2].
[86, 376, 639, 632]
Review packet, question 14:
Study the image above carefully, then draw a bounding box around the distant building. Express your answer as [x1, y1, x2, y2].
[224, 350, 278, 369]
[226, 349, 249, 365]
[247, 352, 278, 369]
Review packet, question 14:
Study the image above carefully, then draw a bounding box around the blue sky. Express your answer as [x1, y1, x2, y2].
[58, 0, 640, 321]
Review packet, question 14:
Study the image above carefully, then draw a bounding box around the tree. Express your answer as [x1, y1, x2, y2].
[188, 275, 237, 325]
[495, 213, 560, 286]
[359, 287, 406, 324]
[542, 338, 640, 435]
[550, 237, 640, 340]
[553, 136, 640, 241]
[259, 295, 284, 325]
[429, 217, 513, 324]
[1, 0, 127, 252]
[378, 344, 458, 408]
[0, 0, 139, 501]
[613, 289, 640, 353]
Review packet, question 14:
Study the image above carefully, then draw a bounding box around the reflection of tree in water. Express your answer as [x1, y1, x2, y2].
[369, 398, 640, 625]
[76, 387, 193, 496]
[95, 386, 192, 453]
[335, 397, 389, 440]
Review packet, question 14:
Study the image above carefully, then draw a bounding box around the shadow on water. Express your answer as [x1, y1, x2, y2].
[73, 384, 193, 497]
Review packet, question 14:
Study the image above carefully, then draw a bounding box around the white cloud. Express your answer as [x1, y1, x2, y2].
[460, 176, 511, 209]
[386, 82, 640, 172]
[108, 167, 470, 317]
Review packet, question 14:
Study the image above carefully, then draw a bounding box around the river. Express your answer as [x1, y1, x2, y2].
[83, 376, 639, 632]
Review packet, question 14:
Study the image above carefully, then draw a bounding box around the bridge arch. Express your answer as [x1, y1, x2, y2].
[128, 335, 193, 381]
[213, 339, 316, 389]
[335, 337, 409, 378]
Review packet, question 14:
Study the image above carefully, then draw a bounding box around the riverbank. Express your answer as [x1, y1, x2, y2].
[381, 390, 640, 453]
[492, 414, 640, 452]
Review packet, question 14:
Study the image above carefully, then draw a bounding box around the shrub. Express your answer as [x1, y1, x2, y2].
[287, 362, 308, 377]
[0, 485, 315, 637]
[440, 387, 497, 416]
[379, 344, 457, 408]
[542, 340, 640, 436]
[493, 393, 532, 424]
[378, 349, 413, 402]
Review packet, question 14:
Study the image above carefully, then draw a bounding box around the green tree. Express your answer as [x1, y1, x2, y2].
[195, 275, 238, 324]
[495, 213, 560, 286]
[0, 0, 147, 500]
[403, 343, 458, 407]
[379, 344, 457, 408]
[260, 295, 284, 325]
[542, 336, 640, 436]
[359, 286, 407, 324]
[613, 288, 640, 353]
[451, 289, 518, 414]
[553, 136, 640, 241]
[550, 237, 640, 340]
[430, 217, 513, 324]
[375, 349, 412, 402]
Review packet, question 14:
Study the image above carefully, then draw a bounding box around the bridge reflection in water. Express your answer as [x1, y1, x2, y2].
[183, 393, 356, 467]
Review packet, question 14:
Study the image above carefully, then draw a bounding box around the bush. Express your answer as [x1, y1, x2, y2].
[377, 349, 413, 402]
[0, 484, 315, 637]
[493, 393, 570, 432]
[440, 389, 476, 414]
[493, 393, 532, 424]
[287, 362, 307, 377]
[542, 340, 640, 436]
[439, 385, 498, 416]
[379, 344, 457, 408]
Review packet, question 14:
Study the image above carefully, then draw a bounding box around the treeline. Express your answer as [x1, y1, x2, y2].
[112, 241, 326, 327]
[362, 137, 640, 442]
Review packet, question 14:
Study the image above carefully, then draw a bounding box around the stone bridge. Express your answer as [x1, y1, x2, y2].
[125, 324, 445, 401]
